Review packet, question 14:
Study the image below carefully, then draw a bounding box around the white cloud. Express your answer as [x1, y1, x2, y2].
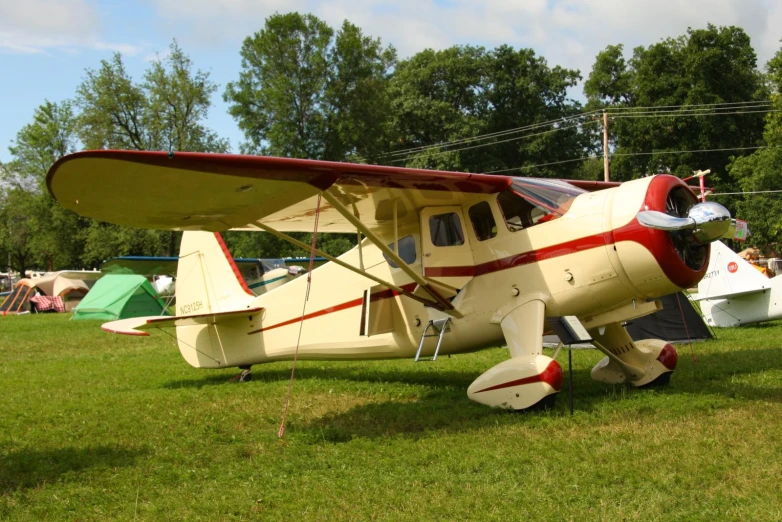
[0, 0, 143, 55]
[149, 0, 781, 73]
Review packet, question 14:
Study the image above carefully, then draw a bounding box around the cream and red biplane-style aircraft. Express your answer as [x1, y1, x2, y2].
[47, 151, 731, 411]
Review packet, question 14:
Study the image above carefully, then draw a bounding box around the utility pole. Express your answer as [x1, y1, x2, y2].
[603, 111, 609, 182]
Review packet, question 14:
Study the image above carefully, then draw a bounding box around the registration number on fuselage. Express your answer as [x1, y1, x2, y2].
[179, 300, 204, 315]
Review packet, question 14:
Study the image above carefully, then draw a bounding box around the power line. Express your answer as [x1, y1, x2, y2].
[388, 119, 599, 164]
[608, 102, 771, 114]
[605, 100, 772, 111]
[611, 145, 778, 157]
[490, 145, 782, 174]
[382, 99, 776, 164]
[709, 189, 782, 196]
[486, 155, 601, 174]
[378, 110, 602, 159]
[610, 109, 780, 119]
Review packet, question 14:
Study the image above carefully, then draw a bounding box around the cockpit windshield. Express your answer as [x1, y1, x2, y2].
[498, 178, 585, 231]
[511, 178, 585, 215]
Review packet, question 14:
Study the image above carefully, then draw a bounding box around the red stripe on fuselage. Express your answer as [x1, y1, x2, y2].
[249, 282, 418, 334]
[424, 232, 612, 278]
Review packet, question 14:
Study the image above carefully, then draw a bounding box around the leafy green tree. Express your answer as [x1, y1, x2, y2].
[76, 53, 148, 150]
[584, 25, 768, 183]
[76, 40, 229, 259]
[388, 46, 487, 172]
[728, 147, 782, 251]
[0, 187, 36, 277]
[482, 45, 589, 177]
[7, 100, 78, 190]
[2, 101, 87, 272]
[222, 230, 356, 260]
[143, 43, 230, 153]
[224, 13, 396, 161]
[387, 45, 588, 177]
[727, 46, 782, 250]
[77, 40, 229, 154]
[79, 222, 174, 267]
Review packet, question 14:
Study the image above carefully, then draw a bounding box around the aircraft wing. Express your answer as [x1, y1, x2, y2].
[47, 150, 512, 234]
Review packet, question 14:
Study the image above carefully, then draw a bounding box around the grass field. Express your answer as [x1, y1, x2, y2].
[1, 314, 781, 521]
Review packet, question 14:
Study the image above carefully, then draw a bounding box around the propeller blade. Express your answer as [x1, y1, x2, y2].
[637, 211, 695, 231]
[689, 201, 731, 243]
[637, 201, 731, 243]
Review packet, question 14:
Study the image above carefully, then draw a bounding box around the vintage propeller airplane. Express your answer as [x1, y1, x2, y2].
[47, 150, 731, 411]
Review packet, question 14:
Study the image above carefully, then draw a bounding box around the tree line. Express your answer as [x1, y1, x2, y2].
[2, 14, 782, 279]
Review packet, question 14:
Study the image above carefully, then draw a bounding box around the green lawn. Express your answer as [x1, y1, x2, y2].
[1, 314, 781, 521]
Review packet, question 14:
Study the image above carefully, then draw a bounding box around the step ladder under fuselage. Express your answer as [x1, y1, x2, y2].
[414, 317, 451, 361]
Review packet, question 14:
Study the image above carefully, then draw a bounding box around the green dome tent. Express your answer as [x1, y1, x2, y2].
[73, 274, 170, 320]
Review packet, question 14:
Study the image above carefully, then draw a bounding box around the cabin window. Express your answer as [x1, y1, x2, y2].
[429, 212, 465, 247]
[498, 191, 536, 231]
[384, 235, 417, 268]
[468, 201, 497, 241]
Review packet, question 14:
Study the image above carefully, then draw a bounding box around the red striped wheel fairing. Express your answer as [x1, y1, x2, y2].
[473, 360, 564, 393]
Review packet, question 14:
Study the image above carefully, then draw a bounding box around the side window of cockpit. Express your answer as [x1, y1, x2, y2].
[468, 201, 497, 241]
[384, 235, 417, 269]
[498, 191, 534, 231]
[429, 212, 465, 247]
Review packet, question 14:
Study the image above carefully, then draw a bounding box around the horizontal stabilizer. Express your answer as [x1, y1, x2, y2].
[101, 307, 265, 336]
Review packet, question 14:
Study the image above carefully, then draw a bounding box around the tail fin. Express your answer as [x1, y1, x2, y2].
[696, 241, 771, 300]
[175, 231, 255, 315]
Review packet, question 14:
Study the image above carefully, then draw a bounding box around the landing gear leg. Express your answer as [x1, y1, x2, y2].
[229, 365, 253, 383]
[588, 323, 677, 387]
[467, 299, 563, 411]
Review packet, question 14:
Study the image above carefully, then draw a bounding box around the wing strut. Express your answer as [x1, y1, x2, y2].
[253, 221, 447, 310]
[321, 190, 457, 313]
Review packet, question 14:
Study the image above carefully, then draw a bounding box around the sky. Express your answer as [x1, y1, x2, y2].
[1, 0, 781, 164]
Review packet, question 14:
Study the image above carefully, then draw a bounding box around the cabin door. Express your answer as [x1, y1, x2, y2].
[420, 206, 476, 290]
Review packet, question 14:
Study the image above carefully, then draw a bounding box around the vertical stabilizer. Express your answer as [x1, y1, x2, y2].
[696, 241, 770, 300]
[175, 231, 255, 315]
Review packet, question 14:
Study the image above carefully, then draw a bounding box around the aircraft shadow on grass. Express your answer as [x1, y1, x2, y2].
[0, 446, 144, 492]
[161, 344, 782, 440]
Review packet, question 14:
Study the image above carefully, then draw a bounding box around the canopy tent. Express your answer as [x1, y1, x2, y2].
[544, 292, 712, 347]
[0, 271, 99, 315]
[624, 292, 712, 342]
[73, 274, 170, 321]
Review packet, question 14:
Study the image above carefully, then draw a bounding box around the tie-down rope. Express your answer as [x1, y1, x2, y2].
[278, 192, 323, 438]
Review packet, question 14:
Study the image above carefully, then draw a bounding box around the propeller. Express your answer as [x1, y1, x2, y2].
[637, 201, 731, 244]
